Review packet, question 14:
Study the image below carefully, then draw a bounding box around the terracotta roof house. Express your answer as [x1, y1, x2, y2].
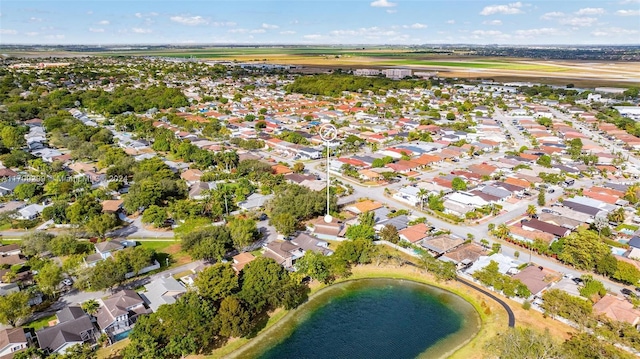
[232, 252, 256, 273]
[344, 200, 383, 215]
[180, 169, 203, 184]
[593, 295, 640, 326]
[0, 328, 27, 358]
[272, 164, 293, 175]
[0, 169, 18, 179]
[96, 290, 148, 337]
[398, 223, 430, 244]
[420, 235, 465, 256]
[36, 306, 95, 355]
[468, 163, 497, 177]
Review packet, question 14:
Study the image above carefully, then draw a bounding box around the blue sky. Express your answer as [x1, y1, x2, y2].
[1, 0, 639, 45]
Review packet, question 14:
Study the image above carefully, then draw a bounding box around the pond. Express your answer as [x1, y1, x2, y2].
[234, 278, 481, 359]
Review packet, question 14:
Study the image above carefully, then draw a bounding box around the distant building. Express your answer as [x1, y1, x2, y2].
[381, 69, 412, 79]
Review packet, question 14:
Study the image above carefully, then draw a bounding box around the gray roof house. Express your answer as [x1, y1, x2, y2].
[17, 204, 46, 220]
[141, 277, 187, 313]
[0, 179, 28, 196]
[290, 233, 333, 256]
[36, 306, 95, 355]
[237, 193, 273, 211]
[96, 290, 148, 337]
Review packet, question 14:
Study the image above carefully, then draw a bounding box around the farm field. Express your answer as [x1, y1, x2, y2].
[5, 46, 640, 86]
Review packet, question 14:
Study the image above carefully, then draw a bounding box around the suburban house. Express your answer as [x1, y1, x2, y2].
[392, 186, 421, 206]
[263, 241, 304, 268]
[84, 239, 128, 266]
[0, 328, 27, 358]
[17, 204, 46, 220]
[0, 179, 27, 196]
[290, 233, 333, 256]
[440, 243, 487, 269]
[628, 236, 640, 260]
[36, 306, 95, 355]
[96, 290, 148, 338]
[398, 223, 430, 244]
[420, 235, 465, 257]
[101, 199, 124, 214]
[237, 193, 273, 211]
[344, 200, 384, 215]
[232, 252, 256, 273]
[511, 266, 557, 298]
[180, 169, 203, 185]
[141, 277, 187, 313]
[593, 295, 640, 327]
[188, 181, 217, 200]
[521, 219, 570, 239]
[309, 217, 343, 240]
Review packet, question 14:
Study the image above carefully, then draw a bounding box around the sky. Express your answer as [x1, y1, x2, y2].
[0, 0, 639, 45]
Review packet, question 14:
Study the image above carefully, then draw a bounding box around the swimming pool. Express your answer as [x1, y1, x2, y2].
[112, 329, 132, 342]
[611, 247, 627, 256]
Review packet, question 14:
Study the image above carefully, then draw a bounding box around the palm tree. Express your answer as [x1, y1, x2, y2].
[526, 204, 537, 218]
[495, 224, 510, 239]
[417, 188, 429, 211]
[625, 184, 639, 204]
[480, 238, 489, 249]
[82, 299, 100, 316]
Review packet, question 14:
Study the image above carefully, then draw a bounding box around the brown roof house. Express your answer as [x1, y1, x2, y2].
[96, 290, 148, 339]
[101, 199, 124, 214]
[511, 266, 557, 298]
[309, 216, 343, 240]
[593, 295, 640, 327]
[441, 243, 487, 269]
[420, 235, 465, 257]
[263, 241, 304, 269]
[0, 328, 27, 359]
[36, 306, 95, 355]
[398, 223, 430, 244]
[232, 252, 256, 273]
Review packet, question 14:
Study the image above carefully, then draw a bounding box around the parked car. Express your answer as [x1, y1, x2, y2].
[541, 208, 553, 213]
[572, 277, 584, 285]
[548, 189, 555, 193]
[622, 288, 633, 296]
[61, 278, 73, 286]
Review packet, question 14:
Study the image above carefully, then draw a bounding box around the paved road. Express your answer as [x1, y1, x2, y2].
[457, 277, 516, 327]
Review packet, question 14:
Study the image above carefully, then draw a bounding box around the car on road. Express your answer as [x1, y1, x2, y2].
[258, 213, 268, 221]
[572, 277, 584, 285]
[61, 278, 73, 286]
[622, 288, 633, 296]
[548, 188, 555, 193]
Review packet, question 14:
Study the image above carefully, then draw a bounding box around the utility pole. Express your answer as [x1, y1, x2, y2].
[319, 124, 338, 223]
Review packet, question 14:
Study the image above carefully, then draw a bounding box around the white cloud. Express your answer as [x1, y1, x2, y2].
[262, 23, 279, 29]
[98, 20, 110, 25]
[472, 30, 505, 36]
[619, 0, 640, 3]
[616, 9, 640, 16]
[404, 23, 427, 29]
[132, 28, 152, 34]
[446, 20, 455, 24]
[514, 27, 559, 37]
[592, 27, 639, 36]
[370, 0, 396, 8]
[135, 12, 158, 18]
[170, 15, 208, 26]
[386, 9, 397, 14]
[228, 28, 247, 33]
[480, 2, 524, 16]
[483, 20, 503, 25]
[44, 34, 65, 40]
[212, 21, 236, 27]
[87, 10, 93, 15]
[576, 7, 605, 15]
[29, 17, 43, 23]
[290, 19, 299, 24]
[540, 11, 564, 20]
[280, 30, 296, 35]
[135, 12, 143, 18]
[89, 28, 105, 33]
[250, 29, 266, 34]
[303, 34, 322, 39]
[0, 29, 17, 35]
[559, 17, 598, 27]
[26, 32, 38, 36]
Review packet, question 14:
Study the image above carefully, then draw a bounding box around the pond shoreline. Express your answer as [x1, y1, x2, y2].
[224, 273, 483, 359]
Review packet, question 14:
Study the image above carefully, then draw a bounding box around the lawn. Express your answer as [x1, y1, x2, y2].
[616, 224, 639, 232]
[97, 338, 130, 359]
[136, 240, 177, 252]
[23, 314, 56, 330]
[384, 59, 569, 72]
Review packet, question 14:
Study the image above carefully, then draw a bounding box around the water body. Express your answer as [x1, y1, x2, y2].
[250, 278, 480, 359]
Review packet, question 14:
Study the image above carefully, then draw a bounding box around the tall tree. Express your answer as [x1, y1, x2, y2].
[486, 327, 562, 359]
[194, 263, 239, 302]
[35, 260, 63, 297]
[216, 296, 252, 338]
[0, 291, 32, 327]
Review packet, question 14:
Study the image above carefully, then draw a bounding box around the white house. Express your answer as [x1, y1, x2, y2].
[392, 186, 422, 207]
